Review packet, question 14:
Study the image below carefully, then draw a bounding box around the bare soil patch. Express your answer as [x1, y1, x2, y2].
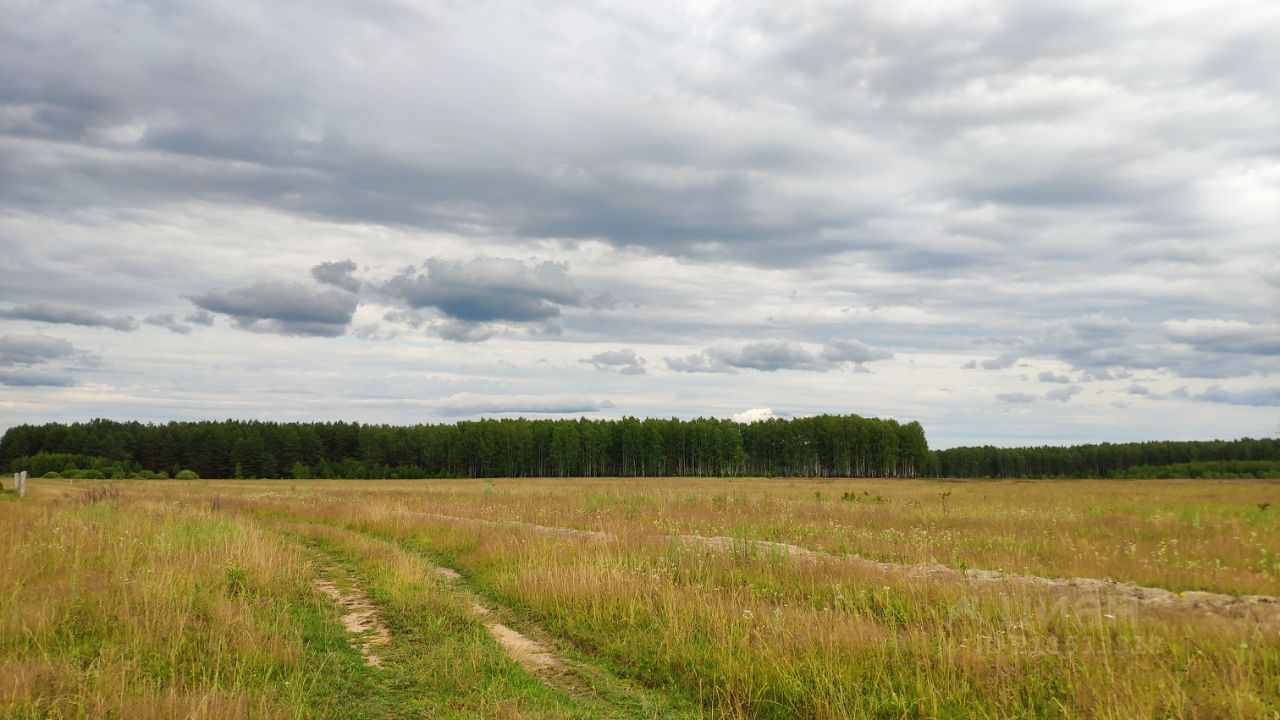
[424, 552, 566, 674]
[486, 621, 563, 673]
[314, 578, 392, 667]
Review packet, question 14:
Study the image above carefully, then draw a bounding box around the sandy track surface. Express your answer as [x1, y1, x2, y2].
[410, 511, 1280, 626]
[314, 578, 392, 667]
[426, 559, 566, 674]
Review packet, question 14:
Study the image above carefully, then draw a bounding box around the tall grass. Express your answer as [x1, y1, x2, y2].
[6, 478, 1278, 718]
[321, 476, 1280, 595]
[360, 512, 1280, 719]
[0, 491, 321, 718]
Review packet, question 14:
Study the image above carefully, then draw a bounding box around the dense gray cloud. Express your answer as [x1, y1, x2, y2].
[705, 341, 825, 373]
[1045, 386, 1082, 402]
[431, 319, 496, 344]
[1190, 385, 1280, 407]
[0, 333, 86, 387]
[820, 340, 893, 365]
[664, 353, 732, 374]
[187, 281, 358, 337]
[0, 0, 1276, 445]
[0, 303, 137, 332]
[0, 334, 76, 366]
[1163, 320, 1280, 356]
[3, 0, 1274, 272]
[0, 369, 74, 387]
[667, 339, 890, 374]
[311, 260, 362, 293]
[380, 257, 583, 339]
[1038, 371, 1071, 384]
[582, 349, 647, 375]
[964, 314, 1277, 381]
[185, 310, 216, 326]
[144, 313, 192, 335]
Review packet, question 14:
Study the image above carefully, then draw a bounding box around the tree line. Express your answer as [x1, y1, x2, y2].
[0, 416, 930, 480]
[932, 438, 1280, 478]
[4, 417, 1273, 480]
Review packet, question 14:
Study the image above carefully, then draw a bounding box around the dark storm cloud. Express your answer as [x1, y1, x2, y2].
[380, 258, 583, 339]
[582, 349, 647, 375]
[0, 302, 137, 331]
[187, 281, 358, 337]
[0, 333, 76, 366]
[667, 339, 890, 374]
[311, 260, 362, 293]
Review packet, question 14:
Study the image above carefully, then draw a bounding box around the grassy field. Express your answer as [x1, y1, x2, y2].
[2, 477, 1278, 718]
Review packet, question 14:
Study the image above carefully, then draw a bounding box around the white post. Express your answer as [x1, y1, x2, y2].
[15, 471, 26, 499]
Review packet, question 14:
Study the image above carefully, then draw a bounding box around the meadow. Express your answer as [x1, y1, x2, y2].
[2, 476, 1277, 718]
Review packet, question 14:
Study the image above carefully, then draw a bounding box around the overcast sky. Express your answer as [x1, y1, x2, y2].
[1, 0, 1277, 447]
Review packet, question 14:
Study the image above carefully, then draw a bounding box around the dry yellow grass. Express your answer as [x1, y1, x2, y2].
[0, 490, 314, 718]
[3, 476, 1278, 718]
[198, 476, 1280, 594]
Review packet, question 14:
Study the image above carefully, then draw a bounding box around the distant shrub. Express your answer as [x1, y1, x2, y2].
[75, 469, 105, 480]
[175, 469, 199, 480]
[43, 471, 60, 479]
[155, 471, 169, 479]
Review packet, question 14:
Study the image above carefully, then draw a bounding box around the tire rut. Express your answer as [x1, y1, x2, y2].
[428, 562, 567, 676]
[264, 517, 685, 717]
[313, 576, 392, 668]
[407, 511, 1280, 627]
